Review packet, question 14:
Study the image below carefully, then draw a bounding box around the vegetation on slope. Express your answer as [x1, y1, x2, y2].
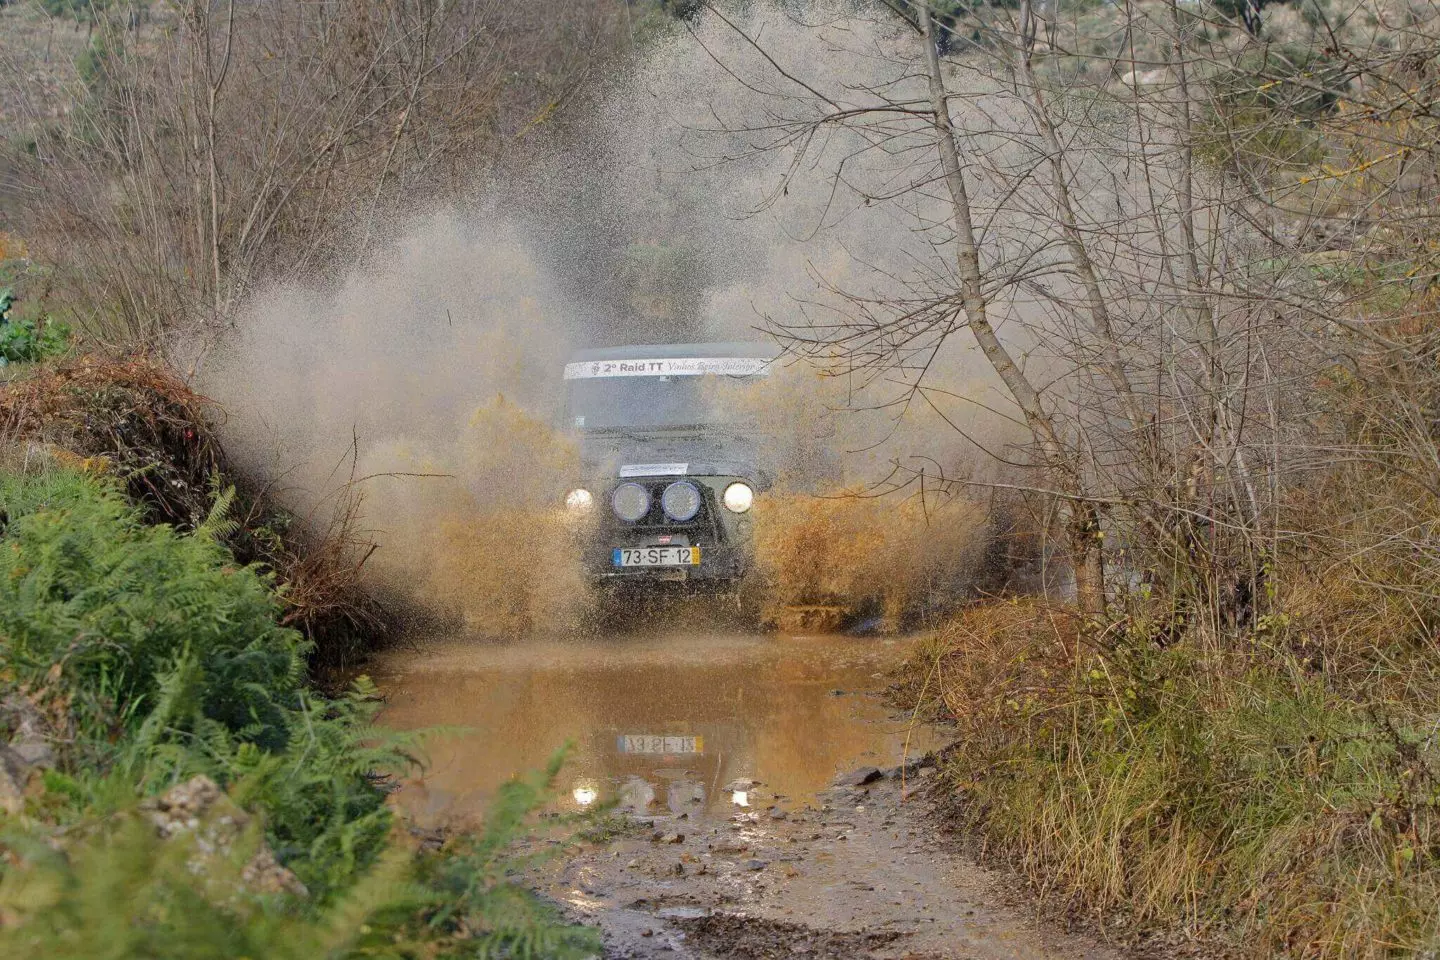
[0, 461, 600, 958]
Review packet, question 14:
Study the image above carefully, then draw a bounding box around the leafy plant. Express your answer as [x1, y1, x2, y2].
[0, 288, 69, 366]
[0, 462, 603, 956]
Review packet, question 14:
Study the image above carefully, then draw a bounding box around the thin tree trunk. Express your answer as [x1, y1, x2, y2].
[919, 5, 1105, 616]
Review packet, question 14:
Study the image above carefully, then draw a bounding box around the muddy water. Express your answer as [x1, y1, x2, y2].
[372, 632, 940, 829]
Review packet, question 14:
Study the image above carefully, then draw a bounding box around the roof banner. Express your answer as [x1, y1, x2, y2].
[563, 357, 771, 380]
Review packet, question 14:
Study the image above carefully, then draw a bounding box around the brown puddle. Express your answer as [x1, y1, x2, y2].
[372, 632, 940, 828]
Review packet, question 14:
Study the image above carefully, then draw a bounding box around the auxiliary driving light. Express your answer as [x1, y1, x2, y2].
[565, 488, 593, 511]
[611, 481, 651, 522]
[661, 480, 702, 522]
[722, 481, 754, 513]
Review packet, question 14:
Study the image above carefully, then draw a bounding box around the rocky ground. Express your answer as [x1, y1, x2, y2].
[538, 763, 1130, 960]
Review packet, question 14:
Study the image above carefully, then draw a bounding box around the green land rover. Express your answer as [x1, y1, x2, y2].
[560, 342, 779, 593]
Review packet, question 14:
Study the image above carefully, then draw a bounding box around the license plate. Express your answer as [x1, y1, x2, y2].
[612, 546, 700, 567]
[617, 734, 704, 754]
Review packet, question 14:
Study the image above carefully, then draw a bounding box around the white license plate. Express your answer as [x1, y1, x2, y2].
[612, 546, 700, 567]
[617, 734, 704, 754]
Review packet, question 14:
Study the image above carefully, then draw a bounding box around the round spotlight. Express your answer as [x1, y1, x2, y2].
[611, 482, 651, 522]
[722, 482, 754, 513]
[661, 480, 702, 522]
[565, 488, 593, 511]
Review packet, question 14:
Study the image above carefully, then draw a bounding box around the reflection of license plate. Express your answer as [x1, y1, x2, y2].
[613, 546, 700, 567]
[618, 734, 704, 754]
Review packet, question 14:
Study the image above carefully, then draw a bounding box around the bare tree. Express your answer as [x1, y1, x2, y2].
[18, 0, 636, 344]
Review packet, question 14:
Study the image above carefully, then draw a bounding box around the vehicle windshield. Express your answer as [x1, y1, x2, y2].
[565, 373, 765, 432]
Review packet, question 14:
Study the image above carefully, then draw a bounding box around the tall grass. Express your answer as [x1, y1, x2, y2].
[908, 587, 1440, 956]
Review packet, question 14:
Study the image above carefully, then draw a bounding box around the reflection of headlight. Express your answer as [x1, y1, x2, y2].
[722, 482, 754, 513]
[565, 488, 593, 511]
[572, 784, 598, 806]
[661, 480, 702, 522]
[611, 482, 651, 522]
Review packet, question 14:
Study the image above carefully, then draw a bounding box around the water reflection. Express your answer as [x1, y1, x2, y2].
[373, 632, 937, 828]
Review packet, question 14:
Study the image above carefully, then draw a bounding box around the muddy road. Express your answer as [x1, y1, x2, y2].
[374, 631, 1125, 959]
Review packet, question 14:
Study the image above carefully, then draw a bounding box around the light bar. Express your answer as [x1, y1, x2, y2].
[563, 357, 771, 380]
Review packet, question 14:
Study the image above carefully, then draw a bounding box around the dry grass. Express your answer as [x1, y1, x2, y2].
[903, 564, 1440, 956]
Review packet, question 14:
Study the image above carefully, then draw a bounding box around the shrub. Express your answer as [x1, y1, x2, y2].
[0, 462, 603, 954]
[0, 468, 305, 756]
[0, 288, 69, 366]
[906, 595, 1440, 956]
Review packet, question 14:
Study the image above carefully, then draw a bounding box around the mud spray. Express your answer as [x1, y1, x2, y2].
[202, 6, 1028, 635]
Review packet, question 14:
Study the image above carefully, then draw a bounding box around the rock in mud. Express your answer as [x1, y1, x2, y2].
[834, 766, 883, 787]
[710, 839, 749, 855]
[723, 778, 758, 792]
[744, 858, 769, 871]
[673, 913, 904, 959]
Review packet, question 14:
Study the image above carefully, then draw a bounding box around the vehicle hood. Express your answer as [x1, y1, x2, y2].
[579, 430, 766, 482]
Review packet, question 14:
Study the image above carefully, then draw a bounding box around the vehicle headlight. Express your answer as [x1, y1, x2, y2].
[611, 481, 651, 522]
[565, 488, 593, 511]
[661, 480, 702, 522]
[722, 481, 754, 513]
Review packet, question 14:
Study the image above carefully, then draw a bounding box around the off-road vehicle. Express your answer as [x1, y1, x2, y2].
[561, 342, 778, 597]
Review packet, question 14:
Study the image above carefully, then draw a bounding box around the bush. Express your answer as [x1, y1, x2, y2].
[0, 357, 386, 668]
[0, 468, 305, 756]
[0, 288, 69, 366]
[0, 462, 602, 955]
[905, 595, 1440, 956]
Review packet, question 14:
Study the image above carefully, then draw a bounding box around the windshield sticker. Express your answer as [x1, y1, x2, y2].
[564, 357, 771, 380]
[619, 463, 688, 477]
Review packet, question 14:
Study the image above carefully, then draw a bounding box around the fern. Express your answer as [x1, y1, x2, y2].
[194, 479, 240, 543]
[0, 464, 604, 957]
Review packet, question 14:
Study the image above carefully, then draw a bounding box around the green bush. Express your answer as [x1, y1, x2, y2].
[0, 469, 304, 756]
[0, 464, 602, 956]
[0, 288, 70, 366]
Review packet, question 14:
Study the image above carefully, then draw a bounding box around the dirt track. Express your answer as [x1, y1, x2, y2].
[544, 768, 1124, 960]
[376, 630, 1135, 959]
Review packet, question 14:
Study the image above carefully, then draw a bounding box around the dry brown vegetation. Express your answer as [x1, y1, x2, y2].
[0, 356, 385, 665]
[3, 0, 649, 342]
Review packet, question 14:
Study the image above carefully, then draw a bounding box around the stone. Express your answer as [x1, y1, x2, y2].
[834, 766, 882, 788]
[0, 744, 30, 816]
[744, 858, 769, 871]
[1, 693, 57, 775]
[709, 839, 749, 855]
[141, 775, 307, 897]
